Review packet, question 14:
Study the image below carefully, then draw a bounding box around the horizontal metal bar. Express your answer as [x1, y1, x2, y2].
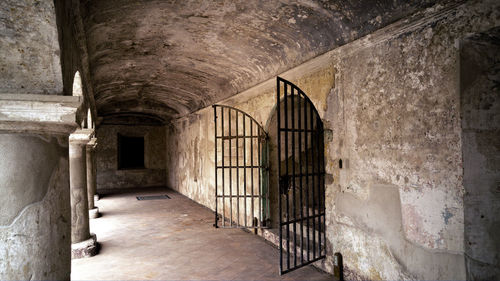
[216, 135, 262, 139]
[288, 172, 325, 178]
[216, 195, 261, 198]
[280, 255, 326, 275]
[280, 213, 325, 226]
[278, 128, 318, 133]
[216, 165, 262, 169]
[217, 225, 270, 229]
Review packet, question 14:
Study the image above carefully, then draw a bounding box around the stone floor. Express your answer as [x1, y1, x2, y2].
[71, 187, 332, 280]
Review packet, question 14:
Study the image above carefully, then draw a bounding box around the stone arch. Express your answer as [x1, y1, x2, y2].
[72, 71, 83, 97]
[87, 108, 92, 129]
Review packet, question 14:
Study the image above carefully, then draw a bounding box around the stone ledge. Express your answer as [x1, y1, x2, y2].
[71, 233, 98, 259]
[69, 128, 95, 144]
[0, 94, 82, 135]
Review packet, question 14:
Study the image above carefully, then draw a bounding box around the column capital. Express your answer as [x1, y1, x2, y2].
[0, 94, 83, 135]
[69, 129, 94, 145]
[86, 137, 98, 150]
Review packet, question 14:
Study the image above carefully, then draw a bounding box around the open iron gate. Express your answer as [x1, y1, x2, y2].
[277, 77, 326, 274]
[213, 105, 269, 228]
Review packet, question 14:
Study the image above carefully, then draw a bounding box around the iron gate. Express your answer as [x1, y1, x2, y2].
[213, 105, 269, 228]
[277, 77, 326, 274]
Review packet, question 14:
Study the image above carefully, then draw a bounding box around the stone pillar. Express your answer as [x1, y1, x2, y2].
[69, 129, 97, 258]
[0, 94, 82, 280]
[86, 137, 99, 218]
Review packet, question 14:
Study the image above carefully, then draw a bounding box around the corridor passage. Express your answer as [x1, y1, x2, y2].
[71, 187, 331, 280]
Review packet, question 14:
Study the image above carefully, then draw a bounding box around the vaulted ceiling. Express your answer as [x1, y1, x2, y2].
[80, 0, 440, 123]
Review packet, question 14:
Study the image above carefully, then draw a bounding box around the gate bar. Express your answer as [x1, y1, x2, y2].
[229, 109, 232, 227]
[277, 78, 283, 274]
[316, 124, 321, 256]
[284, 83, 290, 270]
[222, 107, 225, 227]
[291, 86, 297, 268]
[236, 111, 240, 227]
[258, 122, 262, 226]
[304, 94, 310, 262]
[214, 106, 218, 228]
[243, 115, 247, 227]
[298, 92, 304, 264]
[251, 121, 255, 226]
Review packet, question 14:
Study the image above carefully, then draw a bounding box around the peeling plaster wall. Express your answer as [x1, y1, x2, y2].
[166, 1, 499, 279]
[460, 28, 500, 280]
[0, 0, 62, 95]
[96, 124, 166, 191]
[0, 135, 71, 280]
[166, 114, 215, 208]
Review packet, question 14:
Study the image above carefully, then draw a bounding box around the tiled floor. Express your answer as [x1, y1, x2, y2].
[71, 187, 331, 280]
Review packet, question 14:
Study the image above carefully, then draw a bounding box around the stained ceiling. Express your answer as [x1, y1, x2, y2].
[80, 0, 441, 123]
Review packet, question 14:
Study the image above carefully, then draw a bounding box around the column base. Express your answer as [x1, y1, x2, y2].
[89, 207, 100, 219]
[71, 233, 98, 259]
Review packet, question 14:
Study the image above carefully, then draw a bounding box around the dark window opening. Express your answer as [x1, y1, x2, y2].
[118, 134, 144, 169]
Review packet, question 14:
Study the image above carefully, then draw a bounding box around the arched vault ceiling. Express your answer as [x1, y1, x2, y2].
[81, 0, 441, 121]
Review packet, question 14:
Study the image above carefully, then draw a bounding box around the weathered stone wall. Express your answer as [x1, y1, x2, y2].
[460, 28, 500, 280]
[53, 0, 97, 125]
[166, 1, 499, 279]
[0, 134, 71, 280]
[96, 124, 166, 191]
[0, 0, 62, 95]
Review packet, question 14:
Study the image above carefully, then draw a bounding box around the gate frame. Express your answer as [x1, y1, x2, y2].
[213, 104, 270, 229]
[276, 77, 326, 275]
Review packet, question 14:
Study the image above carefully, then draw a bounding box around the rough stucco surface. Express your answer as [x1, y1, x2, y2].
[0, 0, 62, 95]
[166, 1, 500, 279]
[80, 0, 449, 121]
[461, 28, 500, 280]
[96, 124, 166, 190]
[0, 135, 71, 280]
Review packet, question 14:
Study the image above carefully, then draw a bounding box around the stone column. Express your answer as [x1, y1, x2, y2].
[0, 94, 82, 280]
[86, 137, 99, 218]
[69, 129, 97, 258]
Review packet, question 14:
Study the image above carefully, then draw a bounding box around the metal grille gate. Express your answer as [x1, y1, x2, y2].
[213, 105, 269, 228]
[277, 77, 326, 274]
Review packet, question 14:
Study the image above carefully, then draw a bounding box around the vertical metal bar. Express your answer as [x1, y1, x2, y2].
[310, 107, 316, 259]
[322, 128, 326, 256]
[304, 96, 310, 262]
[298, 95, 304, 264]
[315, 118, 321, 257]
[236, 111, 240, 227]
[265, 134, 270, 225]
[277, 78, 283, 274]
[284, 82, 290, 271]
[291, 86, 297, 268]
[214, 106, 218, 228]
[243, 115, 247, 228]
[257, 128, 264, 224]
[250, 121, 255, 227]
[222, 107, 226, 227]
[229, 108, 232, 226]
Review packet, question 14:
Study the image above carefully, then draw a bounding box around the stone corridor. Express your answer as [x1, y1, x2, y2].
[1, 0, 499, 280]
[71, 187, 331, 280]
